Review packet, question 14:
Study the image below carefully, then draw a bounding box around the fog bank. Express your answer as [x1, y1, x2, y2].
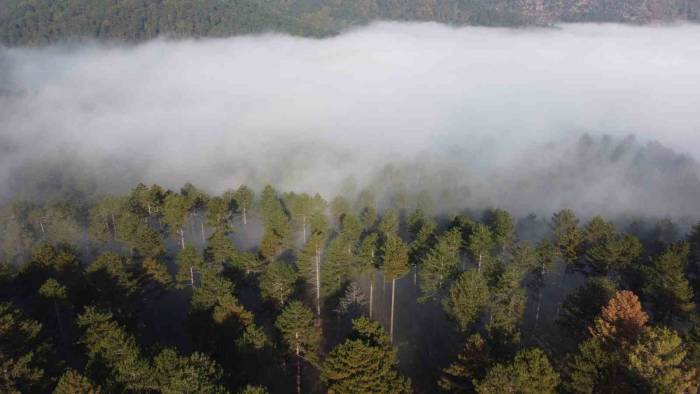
[1, 23, 700, 218]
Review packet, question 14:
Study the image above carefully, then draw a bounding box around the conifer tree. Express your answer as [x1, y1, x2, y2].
[175, 246, 205, 289]
[356, 233, 379, 319]
[163, 193, 190, 250]
[382, 234, 409, 342]
[468, 224, 494, 272]
[644, 243, 695, 322]
[152, 348, 226, 393]
[550, 209, 581, 264]
[54, 369, 101, 394]
[482, 208, 515, 253]
[297, 232, 327, 317]
[259, 185, 291, 261]
[322, 317, 411, 394]
[260, 261, 297, 307]
[233, 185, 255, 226]
[275, 301, 320, 394]
[438, 333, 490, 393]
[475, 348, 559, 394]
[486, 267, 526, 349]
[558, 277, 617, 339]
[0, 303, 47, 393]
[443, 270, 490, 332]
[418, 228, 461, 302]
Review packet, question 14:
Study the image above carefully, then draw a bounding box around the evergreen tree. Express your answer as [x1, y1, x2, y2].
[585, 233, 641, 277]
[378, 210, 400, 237]
[0, 303, 47, 393]
[204, 228, 237, 265]
[297, 232, 327, 317]
[259, 185, 291, 261]
[468, 224, 494, 272]
[175, 246, 206, 289]
[550, 209, 581, 264]
[163, 193, 190, 250]
[275, 301, 320, 394]
[152, 348, 226, 393]
[381, 234, 409, 342]
[482, 208, 515, 253]
[558, 277, 618, 339]
[475, 348, 559, 394]
[438, 333, 490, 393]
[322, 317, 411, 394]
[259, 261, 297, 307]
[233, 185, 255, 226]
[443, 270, 490, 332]
[486, 267, 526, 350]
[418, 228, 461, 302]
[356, 233, 379, 319]
[644, 243, 695, 322]
[54, 369, 101, 394]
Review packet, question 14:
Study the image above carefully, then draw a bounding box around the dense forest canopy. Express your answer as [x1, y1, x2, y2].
[1, 0, 699, 45]
[1, 181, 700, 393]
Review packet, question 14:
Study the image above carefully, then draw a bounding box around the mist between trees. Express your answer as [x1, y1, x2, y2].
[2, 179, 700, 392]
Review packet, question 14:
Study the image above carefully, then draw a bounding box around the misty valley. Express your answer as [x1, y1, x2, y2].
[2, 2, 700, 393]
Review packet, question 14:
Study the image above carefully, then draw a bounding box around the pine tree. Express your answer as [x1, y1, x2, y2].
[550, 209, 581, 264]
[475, 348, 559, 394]
[0, 303, 47, 393]
[175, 246, 205, 289]
[163, 193, 190, 250]
[275, 301, 320, 394]
[468, 224, 494, 273]
[585, 233, 641, 276]
[486, 267, 526, 349]
[356, 233, 379, 319]
[204, 228, 237, 265]
[443, 270, 490, 332]
[627, 326, 694, 393]
[438, 333, 490, 393]
[418, 228, 461, 302]
[152, 348, 226, 393]
[558, 277, 617, 339]
[382, 234, 409, 342]
[590, 290, 648, 347]
[77, 307, 154, 391]
[259, 261, 297, 307]
[38, 278, 67, 340]
[297, 232, 327, 317]
[54, 369, 101, 394]
[259, 185, 291, 261]
[482, 208, 515, 253]
[644, 243, 695, 322]
[233, 185, 255, 226]
[322, 317, 411, 394]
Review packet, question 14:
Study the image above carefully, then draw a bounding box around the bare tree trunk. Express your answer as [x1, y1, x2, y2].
[295, 335, 301, 394]
[200, 221, 205, 243]
[302, 215, 307, 243]
[190, 266, 195, 289]
[180, 228, 186, 250]
[54, 302, 64, 340]
[369, 279, 374, 319]
[390, 278, 396, 343]
[111, 213, 117, 239]
[315, 248, 321, 317]
[243, 207, 247, 225]
[478, 253, 482, 272]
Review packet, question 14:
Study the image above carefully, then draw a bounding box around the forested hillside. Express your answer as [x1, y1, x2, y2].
[1, 0, 698, 45]
[1, 179, 700, 392]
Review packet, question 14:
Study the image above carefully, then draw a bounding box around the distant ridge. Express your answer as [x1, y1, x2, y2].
[1, 0, 698, 46]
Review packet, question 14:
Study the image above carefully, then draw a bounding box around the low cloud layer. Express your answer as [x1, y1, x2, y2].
[1, 23, 700, 218]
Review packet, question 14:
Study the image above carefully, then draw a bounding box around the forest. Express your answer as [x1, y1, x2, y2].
[1, 179, 700, 393]
[1, 0, 699, 46]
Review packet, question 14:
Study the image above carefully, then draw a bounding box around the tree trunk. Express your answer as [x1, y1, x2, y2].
[180, 228, 185, 250]
[369, 279, 374, 319]
[243, 207, 247, 225]
[478, 253, 482, 272]
[111, 213, 117, 239]
[390, 278, 396, 343]
[54, 302, 64, 341]
[190, 266, 195, 289]
[200, 221, 205, 243]
[295, 334, 301, 394]
[302, 215, 307, 244]
[315, 248, 321, 317]
[535, 289, 542, 329]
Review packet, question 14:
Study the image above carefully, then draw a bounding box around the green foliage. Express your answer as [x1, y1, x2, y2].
[259, 261, 297, 306]
[585, 233, 641, 276]
[153, 348, 226, 394]
[418, 228, 461, 302]
[476, 348, 559, 394]
[0, 303, 47, 393]
[644, 243, 695, 322]
[238, 385, 269, 394]
[54, 369, 101, 394]
[275, 301, 320, 363]
[443, 270, 490, 331]
[76, 307, 153, 391]
[558, 277, 618, 338]
[438, 333, 490, 393]
[259, 185, 291, 260]
[175, 246, 205, 288]
[468, 224, 494, 271]
[486, 267, 526, 348]
[550, 209, 581, 264]
[205, 229, 237, 265]
[381, 235, 409, 281]
[378, 209, 399, 236]
[482, 208, 515, 252]
[322, 317, 411, 394]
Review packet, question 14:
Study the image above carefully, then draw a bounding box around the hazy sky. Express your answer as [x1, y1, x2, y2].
[1, 23, 699, 218]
